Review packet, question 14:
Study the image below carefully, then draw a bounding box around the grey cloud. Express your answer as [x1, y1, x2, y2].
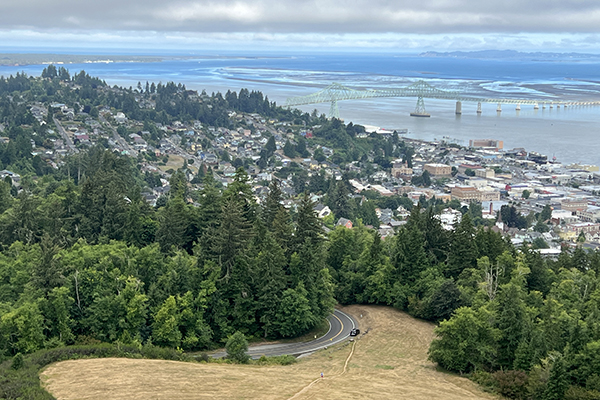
[1, 0, 600, 34]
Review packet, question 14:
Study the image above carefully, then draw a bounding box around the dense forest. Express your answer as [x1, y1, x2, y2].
[0, 152, 335, 351]
[2, 68, 600, 399]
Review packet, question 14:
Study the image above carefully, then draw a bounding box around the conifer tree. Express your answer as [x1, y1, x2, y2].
[293, 192, 324, 253]
[262, 179, 283, 228]
[156, 196, 190, 252]
[226, 331, 249, 363]
[543, 354, 568, 400]
[446, 213, 477, 278]
[392, 224, 429, 284]
[495, 282, 528, 368]
[224, 167, 257, 223]
[255, 232, 287, 338]
[211, 197, 253, 280]
[329, 179, 353, 220]
[271, 207, 294, 256]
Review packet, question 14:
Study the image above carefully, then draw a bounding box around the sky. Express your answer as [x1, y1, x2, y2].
[1, 0, 600, 53]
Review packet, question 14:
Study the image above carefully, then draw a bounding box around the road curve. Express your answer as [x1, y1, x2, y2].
[211, 309, 357, 359]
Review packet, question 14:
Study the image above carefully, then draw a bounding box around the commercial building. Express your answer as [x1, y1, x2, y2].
[451, 185, 480, 201]
[451, 185, 500, 202]
[475, 168, 495, 179]
[469, 139, 504, 150]
[561, 198, 588, 212]
[424, 163, 452, 176]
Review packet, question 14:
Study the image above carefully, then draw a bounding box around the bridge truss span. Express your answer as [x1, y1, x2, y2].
[284, 80, 600, 118]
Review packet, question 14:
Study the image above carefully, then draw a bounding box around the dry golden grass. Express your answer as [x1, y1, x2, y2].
[157, 155, 187, 172]
[41, 306, 499, 400]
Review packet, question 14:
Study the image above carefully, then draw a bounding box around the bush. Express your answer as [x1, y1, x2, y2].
[11, 353, 24, 370]
[565, 386, 600, 400]
[588, 375, 600, 392]
[492, 370, 529, 399]
[471, 370, 496, 392]
[268, 355, 296, 365]
[225, 331, 249, 364]
[255, 354, 296, 366]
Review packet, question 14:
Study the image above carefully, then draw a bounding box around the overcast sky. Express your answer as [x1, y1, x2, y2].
[1, 0, 600, 52]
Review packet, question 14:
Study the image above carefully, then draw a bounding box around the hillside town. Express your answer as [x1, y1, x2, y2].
[3, 79, 600, 256]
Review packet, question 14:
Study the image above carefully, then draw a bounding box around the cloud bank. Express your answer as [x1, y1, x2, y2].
[1, 0, 600, 50]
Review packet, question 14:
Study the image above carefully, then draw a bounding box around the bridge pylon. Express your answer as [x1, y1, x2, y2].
[329, 99, 340, 119]
[410, 96, 430, 117]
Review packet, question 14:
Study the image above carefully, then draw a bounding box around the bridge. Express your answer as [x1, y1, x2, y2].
[284, 80, 600, 118]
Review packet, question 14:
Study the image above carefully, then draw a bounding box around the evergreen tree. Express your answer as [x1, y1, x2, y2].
[357, 200, 379, 227]
[539, 204, 552, 222]
[427, 279, 463, 321]
[262, 179, 283, 228]
[223, 167, 257, 223]
[392, 225, 429, 284]
[495, 282, 528, 368]
[255, 233, 287, 338]
[283, 139, 296, 158]
[0, 180, 12, 214]
[296, 137, 309, 157]
[329, 179, 353, 220]
[265, 136, 276, 157]
[211, 197, 253, 280]
[446, 213, 477, 278]
[155, 196, 190, 252]
[422, 206, 450, 264]
[293, 193, 324, 252]
[271, 207, 294, 255]
[543, 354, 568, 400]
[225, 331, 249, 363]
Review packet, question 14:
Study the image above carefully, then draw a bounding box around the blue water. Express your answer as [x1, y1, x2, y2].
[2, 52, 600, 165]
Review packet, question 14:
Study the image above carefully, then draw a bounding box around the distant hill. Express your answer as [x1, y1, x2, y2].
[419, 50, 600, 61]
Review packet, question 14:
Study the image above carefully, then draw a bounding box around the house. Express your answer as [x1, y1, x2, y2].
[115, 112, 127, 124]
[314, 204, 332, 218]
[336, 218, 353, 229]
[0, 170, 21, 186]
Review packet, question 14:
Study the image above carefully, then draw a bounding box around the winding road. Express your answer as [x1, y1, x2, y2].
[211, 309, 357, 359]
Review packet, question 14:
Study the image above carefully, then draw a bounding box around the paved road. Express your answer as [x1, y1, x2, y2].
[98, 115, 137, 156]
[211, 309, 357, 359]
[52, 117, 79, 153]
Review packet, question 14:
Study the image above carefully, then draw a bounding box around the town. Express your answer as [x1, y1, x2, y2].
[2, 67, 599, 256]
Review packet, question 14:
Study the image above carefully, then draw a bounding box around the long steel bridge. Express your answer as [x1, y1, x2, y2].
[284, 80, 600, 118]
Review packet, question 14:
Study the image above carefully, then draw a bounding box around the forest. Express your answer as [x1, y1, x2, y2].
[1, 68, 600, 400]
[2, 148, 600, 399]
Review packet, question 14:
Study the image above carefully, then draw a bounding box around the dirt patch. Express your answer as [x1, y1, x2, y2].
[41, 306, 499, 400]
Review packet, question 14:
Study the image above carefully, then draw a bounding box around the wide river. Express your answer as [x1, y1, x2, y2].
[2, 51, 600, 165]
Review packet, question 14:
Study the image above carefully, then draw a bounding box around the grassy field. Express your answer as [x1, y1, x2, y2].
[40, 305, 499, 400]
[157, 155, 198, 174]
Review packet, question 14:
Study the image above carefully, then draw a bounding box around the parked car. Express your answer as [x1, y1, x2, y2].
[349, 328, 360, 336]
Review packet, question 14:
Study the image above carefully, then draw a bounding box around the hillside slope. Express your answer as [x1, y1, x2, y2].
[41, 305, 498, 400]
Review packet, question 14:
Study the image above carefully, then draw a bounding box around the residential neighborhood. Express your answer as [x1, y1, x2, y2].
[3, 74, 600, 255]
